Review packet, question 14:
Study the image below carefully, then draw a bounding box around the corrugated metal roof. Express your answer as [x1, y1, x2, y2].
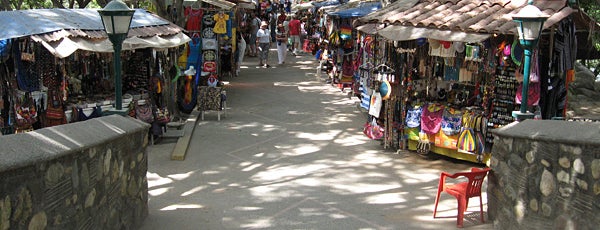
[359, 0, 575, 36]
[0, 8, 179, 40]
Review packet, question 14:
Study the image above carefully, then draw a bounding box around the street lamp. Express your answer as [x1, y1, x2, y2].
[99, 0, 135, 111]
[511, 2, 548, 121]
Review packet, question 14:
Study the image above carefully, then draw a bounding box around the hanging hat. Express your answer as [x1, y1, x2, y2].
[416, 38, 427, 46]
[453, 42, 465, 53]
[441, 40, 452, 49]
[184, 66, 196, 76]
[380, 80, 392, 100]
[429, 39, 441, 49]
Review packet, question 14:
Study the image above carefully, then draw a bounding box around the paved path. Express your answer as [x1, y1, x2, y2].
[141, 48, 493, 230]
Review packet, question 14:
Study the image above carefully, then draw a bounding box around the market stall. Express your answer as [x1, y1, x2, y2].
[0, 8, 189, 135]
[354, 0, 589, 164]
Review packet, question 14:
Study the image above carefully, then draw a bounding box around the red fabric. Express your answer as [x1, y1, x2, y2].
[288, 19, 301, 35]
[184, 7, 203, 31]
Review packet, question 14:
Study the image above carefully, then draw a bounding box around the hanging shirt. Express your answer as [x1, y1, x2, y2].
[213, 13, 229, 34]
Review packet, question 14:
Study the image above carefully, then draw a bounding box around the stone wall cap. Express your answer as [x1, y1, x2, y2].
[0, 115, 150, 173]
[491, 119, 600, 146]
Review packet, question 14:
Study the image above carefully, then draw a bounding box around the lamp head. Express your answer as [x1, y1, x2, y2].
[98, 0, 135, 36]
[512, 4, 549, 48]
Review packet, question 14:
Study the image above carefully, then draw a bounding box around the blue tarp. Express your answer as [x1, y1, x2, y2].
[328, 2, 381, 18]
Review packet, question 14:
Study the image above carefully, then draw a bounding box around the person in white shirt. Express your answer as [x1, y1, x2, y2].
[256, 21, 272, 67]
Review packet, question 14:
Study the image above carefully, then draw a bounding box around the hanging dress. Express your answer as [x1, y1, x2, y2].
[187, 34, 201, 69]
[213, 13, 229, 34]
[184, 7, 203, 31]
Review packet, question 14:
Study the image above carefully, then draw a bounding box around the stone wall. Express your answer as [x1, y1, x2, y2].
[489, 120, 600, 229]
[0, 115, 150, 230]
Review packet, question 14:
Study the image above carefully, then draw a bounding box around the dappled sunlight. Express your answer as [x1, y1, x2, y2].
[241, 162, 263, 172]
[160, 203, 204, 211]
[293, 129, 342, 141]
[147, 172, 174, 188]
[353, 152, 394, 164]
[331, 181, 401, 194]
[274, 144, 321, 156]
[252, 163, 330, 181]
[294, 177, 322, 186]
[233, 206, 264, 211]
[333, 131, 368, 147]
[273, 81, 303, 87]
[181, 185, 207, 196]
[148, 187, 171, 196]
[297, 85, 335, 93]
[326, 97, 358, 106]
[169, 171, 194, 180]
[240, 218, 273, 229]
[364, 193, 407, 204]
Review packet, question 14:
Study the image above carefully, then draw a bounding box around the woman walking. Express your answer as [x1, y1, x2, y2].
[256, 21, 272, 68]
[275, 24, 288, 65]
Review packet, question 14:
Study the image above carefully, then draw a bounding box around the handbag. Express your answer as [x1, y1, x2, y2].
[441, 108, 462, 136]
[363, 119, 384, 140]
[135, 103, 155, 123]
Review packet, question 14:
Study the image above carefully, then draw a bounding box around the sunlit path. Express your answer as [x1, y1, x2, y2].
[142, 49, 492, 229]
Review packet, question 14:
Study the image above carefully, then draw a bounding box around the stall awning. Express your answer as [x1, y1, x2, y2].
[32, 32, 190, 58]
[356, 23, 380, 34]
[328, 1, 381, 18]
[358, 0, 577, 37]
[313, 0, 340, 8]
[293, 2, 314, 11]
[202, 0, 236, 10]
[0, 8, 190, 58]
[377, 25, 490, 43]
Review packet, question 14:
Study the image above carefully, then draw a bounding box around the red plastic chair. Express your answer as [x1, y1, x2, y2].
[433, 167, 491, 228]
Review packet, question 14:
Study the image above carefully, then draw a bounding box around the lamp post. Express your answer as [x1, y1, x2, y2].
[511, 2, 548, 121]
[99, 0, 135, 111]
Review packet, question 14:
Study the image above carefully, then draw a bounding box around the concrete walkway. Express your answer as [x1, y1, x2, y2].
[141, 48, 493, 230]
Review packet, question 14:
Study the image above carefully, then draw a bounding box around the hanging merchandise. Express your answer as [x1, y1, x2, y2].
[340, 55, 354, 84]
[420, 103, 444, 135]
[380, 80, 392, 100]
[440, 108, 462, 136]
[213, 12, 229, 34]
[203, 27, 216, 39]
[187, 34, 202, 69]
[202, 38, 217, 50]
[185, 6, 204, 31]
[340, 24, 352, 40]
[135, 101, 155, 124]
[368, 91, 382, 118]
[363, 118, 384, 140]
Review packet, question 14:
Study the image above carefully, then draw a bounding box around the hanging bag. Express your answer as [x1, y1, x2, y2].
[363, 118, 384, 140]
[368, 91, 382, 118]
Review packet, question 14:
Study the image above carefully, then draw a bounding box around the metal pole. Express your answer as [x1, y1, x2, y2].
[520, 48, 532, 114]
[110, 34, 126, 111]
